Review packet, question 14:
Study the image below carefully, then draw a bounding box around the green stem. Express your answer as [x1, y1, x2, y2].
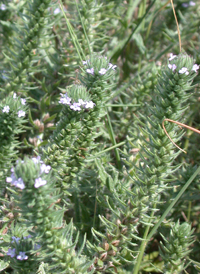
[105, 111, 122, 170]
[111, 0, 156, 60]
[132, 205, 155, 274]
[75, 0, 92, 55]
[187, 201, 191, 221]
[88, 137, 135, 159]
[59, 1, 86, 62]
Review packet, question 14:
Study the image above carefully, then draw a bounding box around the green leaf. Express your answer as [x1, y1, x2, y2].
[0, 260, 9, 272]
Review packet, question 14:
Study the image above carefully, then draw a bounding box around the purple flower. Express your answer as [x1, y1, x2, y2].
[54, 8, 61, 15]
[23, 235, 31, 239]
[17, 251, 28, 260]
[18, 110, 26, 117]
[2, 106, 10, 113]
[82, 61, 88, 65]
[7, 174, 25, 190]
[99, 68, 107, 75]
[13, 93, 17, 99]
[86, 68, 94, 75]
[70, 102, 82, 111]
[108, 63, 117, 70]
[0, 4, 6, 10]
[78, 99, 86, 106]
[34, 243, 41, 250]
[32, 156, 42, 164]
[192, 64, 199, 73]
[21, 98, 26, 105]
[84, 101, 96, 109]
[11, 236, 20, 243]
[7, 248, 16, 258]
[6, 173, 17, 186]
[179, 67, 189, 75]
[189, 1, 195, 6]
[34, 177, 47, 188]
[182, 3, 189, 7]
[168, 64, 177, 71]
[40, 163, 51, 174]
[169, 53, 177, 61]
[15, 178, 25, 190]
[59, 94, 71, 105]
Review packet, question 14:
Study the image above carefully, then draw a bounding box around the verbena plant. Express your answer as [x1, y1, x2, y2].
[0, 0, 200, 273]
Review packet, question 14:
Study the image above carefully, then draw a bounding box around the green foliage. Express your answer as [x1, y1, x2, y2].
[160, 221, 194, 274]
[0, 0, 200, 273]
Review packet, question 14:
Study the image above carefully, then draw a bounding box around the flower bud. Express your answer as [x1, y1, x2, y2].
[102, 242, 109, 251]
[100, 252, 107, 261]
[111, 240, 120, 247]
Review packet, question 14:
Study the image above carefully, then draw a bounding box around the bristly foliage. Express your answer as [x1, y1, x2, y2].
[0, 93, 28, 189]
[160, 221, 194, 274]
[88, 53, 199, 272]
[2, 157, 94, 274]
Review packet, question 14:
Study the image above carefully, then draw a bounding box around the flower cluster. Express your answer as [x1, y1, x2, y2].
[83, 60, 117, 76]
[7, 248, 28, 260]
[1, 94, 26, 118]
[182, 1, 195, 8]
[59, 93, 95, 111]
[0, 4, 6, 10]
[6, 157, 51, 190]
[7, 235, 40, 261]
[168, 53, 199, 75]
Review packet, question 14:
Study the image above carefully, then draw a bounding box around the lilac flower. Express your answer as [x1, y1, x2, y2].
[84, 101, 96, 109]
[34, 177, 47, 188]
[189, 1, 195, 6]
[11, 236, 20, 243]
[21, 98, 26, 105]
[34, 243, 41, 250]
[192, 64, 199, 73]
[0, 4, 6, 10]
[7, 174, 25, 190]
[108, 63, 113, 69]
[78, 99, 86, 106]
[18, 110, 26, 117]
[59, 94, 71, 105]
[111, 65, 117, 70]
[54, 8, 61, 15]
[7, 248, 16, 258]
[108, 63, 117, 70]
[86, 68, 94, 75]
[182, 3, 189, 7]
[99, 68, 107, 75]
[70, 102, 82, 111]
[40, 163, 51, 174]
[15, 178, 25, 190]
[6, 177, 13, 183]
[179, 67, 189, 75]
[32, 156, 42, 164]
[2, 106, 10, 113]
[13, 93, 17, 99]
[168, 64, 177, 71]
[6, 173, 17, 186]
[24, 235, 31, 239]
[169, 53, 177, 61]
[17, 251, 28, 260]
[82, 61, 88, 65]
